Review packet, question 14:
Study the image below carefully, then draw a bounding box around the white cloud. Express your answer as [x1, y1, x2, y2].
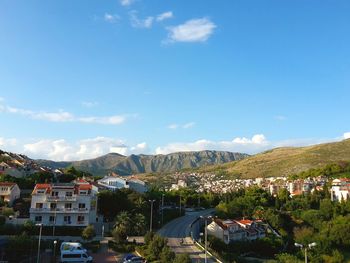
[344, 132, 350, 139]
[0, 138, 17, 148]
[156, 11, 173, 22]
[0, 100, 127, 125]
[167, 122, 195, 129]
[81, 101, 99, 108]
[129, 11, 154, 29]
[165, 18, 216, 43]
[104, 13, 120, 23]
[274, 115, 287, 121]
[120, 0, 134, 6]
[155, 134, 269, 155]
[23, 137, 148, 161]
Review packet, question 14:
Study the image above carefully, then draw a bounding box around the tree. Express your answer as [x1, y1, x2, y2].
[322, 250, 345, 263]
[173, 254, 191, 263]
[159, 245, 175, 262]
[81, 225, 96, 240]
[133, 213, 146, 235]
[115, 211, 132, 236]
[2, 207, 14, 217]
[275, 253, 302, 263]
[146, 234, 168, 261]
[293, 226, 315, 246]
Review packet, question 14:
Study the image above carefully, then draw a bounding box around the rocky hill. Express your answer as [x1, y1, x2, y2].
[197, 139, 350, 178]
[37, 151, 249, 176]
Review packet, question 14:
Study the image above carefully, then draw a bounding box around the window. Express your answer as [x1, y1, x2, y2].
[35, 216, 42, 222]
[49, 216, 55, 222]
[78, 203, 86, 209]
[36, 203, 43, 209]
[62, 254, 81, 259]
[66, 192, 72, 197]
[37, 190, 45, 194]
[51, 191, 58, 196]
[79, 191, 87, 195]
[64, 216, 71, 223]
[50, 203, 57, 210]
[77, 215, 85, 222]
[65, 203, 72, 209]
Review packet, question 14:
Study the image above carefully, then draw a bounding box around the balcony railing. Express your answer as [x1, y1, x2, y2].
[46, 195, 77, 202]
[30, 207, 89, 213]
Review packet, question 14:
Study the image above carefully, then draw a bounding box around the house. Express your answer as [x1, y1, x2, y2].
[331, 178, 350, 202]
[97, 176, 147, 193]
[0, 182, 21, 206]
[207, 218, 266, 244]
[30, 180, 98, 226]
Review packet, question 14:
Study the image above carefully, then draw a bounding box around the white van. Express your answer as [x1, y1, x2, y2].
[60, 250, 93, 263]
[60, 242, 87, 253]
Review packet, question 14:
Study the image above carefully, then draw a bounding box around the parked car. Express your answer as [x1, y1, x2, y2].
[60, 242, 87, 253]
[122, 254, 146, 263]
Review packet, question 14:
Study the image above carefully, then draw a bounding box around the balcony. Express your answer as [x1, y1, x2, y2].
[30, 207, 89, 213]
[46, 195, 77, 202]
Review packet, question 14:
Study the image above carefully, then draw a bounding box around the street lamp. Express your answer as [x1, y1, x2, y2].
[149, 199, 156, 232]
[53, 240, 57, 263]
[161, 194, 165, 226]
[295, 242, 317, 263]
[200, 216, 212, 263]
[52, 199, 58, 237]
[36, 223, 43, 263]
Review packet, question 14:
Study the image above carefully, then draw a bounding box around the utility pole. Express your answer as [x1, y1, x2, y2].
[149, 199, 155, 232]
[36, 223, 43, 263]
[161, 194, 165, 226]
[179, 195, 181, 216]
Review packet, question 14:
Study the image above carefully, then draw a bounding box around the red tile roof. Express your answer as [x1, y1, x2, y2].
[0, 182, 16, 187]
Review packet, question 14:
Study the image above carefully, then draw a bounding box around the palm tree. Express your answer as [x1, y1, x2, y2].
[114, 211, 132, 235]
[133, 213, 146, 235]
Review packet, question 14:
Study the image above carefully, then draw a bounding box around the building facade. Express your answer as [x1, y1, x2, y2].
[331, 178, 350, 202]
[97, 176, 147, 193]
[0, 182, 21, 206]
[30, 180, 98, 226]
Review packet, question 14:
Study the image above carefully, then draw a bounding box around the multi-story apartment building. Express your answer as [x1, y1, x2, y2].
[0, 182, 20, 206]
[30, 180, 98, 226]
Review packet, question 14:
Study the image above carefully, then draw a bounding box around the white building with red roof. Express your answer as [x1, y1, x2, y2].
[331, 178, 350, 202]
[207, 218, 266, 244]
[30, 180, 98, 226]
[0, 182, 20, 206]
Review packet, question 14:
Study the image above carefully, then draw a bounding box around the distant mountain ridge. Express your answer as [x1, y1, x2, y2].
[36, 151, 249, 176]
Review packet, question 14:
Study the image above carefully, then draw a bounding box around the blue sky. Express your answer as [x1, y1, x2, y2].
[0, 0, 349, 161]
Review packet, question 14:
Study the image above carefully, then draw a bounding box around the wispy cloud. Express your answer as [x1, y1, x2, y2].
[0, 100, 128, 125]
[120, 0, 134, 6]
[129, 11, 154, 28]
[165, 18, 216, 43]
[23, 137, 148, 161]
[81, 101, 99, 108]
[167, 122, 196, 129]
[104, 13, 121, 23]
[156, 11, 173, 22]
[274, 115, 287, 121]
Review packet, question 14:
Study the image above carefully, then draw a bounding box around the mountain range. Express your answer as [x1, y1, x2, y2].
[36, 151, 249, 176]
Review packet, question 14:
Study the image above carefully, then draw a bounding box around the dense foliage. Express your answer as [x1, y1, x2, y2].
[214, 186, 350, 262]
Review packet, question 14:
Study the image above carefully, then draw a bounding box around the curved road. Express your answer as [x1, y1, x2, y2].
[158, 209, 217, 263]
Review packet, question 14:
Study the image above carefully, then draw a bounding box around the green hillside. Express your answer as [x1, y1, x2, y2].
[198, 139, 350, 178]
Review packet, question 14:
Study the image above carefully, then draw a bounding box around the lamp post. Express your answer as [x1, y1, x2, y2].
[53, 240, 57, 263]
[200, 216, 212, 263]
[161, 194, 165, 226]
[179, 195, 182, 216]
[36, 223, 43, 263]
[295, 242, 317, 263]
[52, 200, 58, 237]
[149, 199, 155, 232]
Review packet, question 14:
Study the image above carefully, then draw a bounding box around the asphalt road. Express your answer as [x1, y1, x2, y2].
[158, 209, 217, 263]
